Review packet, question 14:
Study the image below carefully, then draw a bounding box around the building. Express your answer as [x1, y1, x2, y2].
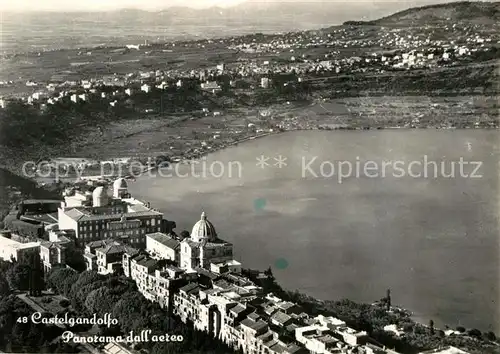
[58, 180, 163, 247]
[146, 232, 180, 263]
[126, 249, 189, 310]
[84, 239, 138, 274]
[261, 77, 270, 88]
[96, 241, 137, 274]
[40, 241, 66, 272]
[200, 81, 221, 93]
[0, 235, 40, 263]
[179, 212, 234, 270]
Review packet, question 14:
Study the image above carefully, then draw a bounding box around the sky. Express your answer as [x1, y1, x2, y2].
[0, 0, 490, 12]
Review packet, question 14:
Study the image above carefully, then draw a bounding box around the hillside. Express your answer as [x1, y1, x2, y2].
[370, 1, 500, 26]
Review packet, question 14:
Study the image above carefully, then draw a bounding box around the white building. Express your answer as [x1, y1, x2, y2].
[146, 232, 180, 263]
[0, 236, 40, 263]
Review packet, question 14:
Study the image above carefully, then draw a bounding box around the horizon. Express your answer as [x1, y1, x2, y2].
[0, 0, 496, 13]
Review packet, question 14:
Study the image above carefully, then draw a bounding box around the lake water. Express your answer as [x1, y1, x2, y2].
[128, 130, 500, 332]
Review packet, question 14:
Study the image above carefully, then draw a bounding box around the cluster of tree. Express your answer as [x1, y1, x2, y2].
[244, 267, 499, 354]
[46, 267, 238, 354]
[0, 262, 64, 352]
[3, 219, 44, 239]
[1, 252, 44, 295]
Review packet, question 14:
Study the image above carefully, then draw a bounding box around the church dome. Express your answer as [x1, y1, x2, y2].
[191, 212, 217, 242]
[113, 178, 128, 190]
[92, 186, 106, 198]
[92, 186, 108, 207]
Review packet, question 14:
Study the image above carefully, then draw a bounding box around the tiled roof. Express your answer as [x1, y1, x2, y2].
[63, 208, 162, 222]
[229, 303, 246, 315]
[241, 318, 268, 332]
[257, 331, 274, 342]
[86, 240, 109, 248]
[147, 232, 180, 249]
[271, 311, 292, 325]
[196, 268, 220, 280]
[136, 258, 158, 269]
[269, 342, 287, 353]
[284, 343, 304, 354]
[214, 279, 233, 290]
[22, 199, 61, 204]
[180, 283, 200, 295]
[40, 241, 64, 249]
[247, 312, 260, 321]
[277, 301, 296, 310]
[97, 243, 128, 255]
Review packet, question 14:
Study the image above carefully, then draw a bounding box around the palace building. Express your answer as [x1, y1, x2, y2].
[58, 178, 163, 247]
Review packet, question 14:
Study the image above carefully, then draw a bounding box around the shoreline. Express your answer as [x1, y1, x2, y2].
[2, 124, 498, 183]
[131, 125, 497, 179]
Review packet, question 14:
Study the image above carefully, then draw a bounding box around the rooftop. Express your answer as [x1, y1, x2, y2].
[147, 232, 180, 250]
[0, 236, 39, 249]
[180, 283, 200, 295]
[271, 311, 293, 325]
[62, 208, 162, 222]
[241, 318, 268, 332]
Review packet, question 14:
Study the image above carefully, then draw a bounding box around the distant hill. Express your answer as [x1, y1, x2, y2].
[7, 1, 491, 34]
[2, 1, 499, 54]
[348, 1, 500, 26]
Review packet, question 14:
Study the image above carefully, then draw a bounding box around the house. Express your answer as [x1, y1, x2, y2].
[383, 324, 405, 337]
[141, 84, 151, 93]
[146, 232, 180, 263]
[270, 311, 294, 327]
[40, 241, 66, 272]
[0, 235, 40, 263]
[201, 81, 221, 93]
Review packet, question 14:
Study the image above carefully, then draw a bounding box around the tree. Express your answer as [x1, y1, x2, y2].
[264, 266, 274, 278]
[0, 274, 10, 297]
[180, 230, 190, 239]
[429, 319, 435, 335]
[5, 264, 30, 290]
[468, 328, 482, 338]
[386, 288, 391, 311]
[64, 248, 86, 272]
[46, 267, 77, 296]
[85, 286, 122, 317]
[484, 331, 497, 341]
[28, 252, 44, 296]
[456, 326, 466, 333]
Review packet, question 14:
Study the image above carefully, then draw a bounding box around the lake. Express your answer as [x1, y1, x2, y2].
[128, 129, 500, 332]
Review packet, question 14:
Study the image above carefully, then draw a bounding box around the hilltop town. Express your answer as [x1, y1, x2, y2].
[0, 178, 499, 354]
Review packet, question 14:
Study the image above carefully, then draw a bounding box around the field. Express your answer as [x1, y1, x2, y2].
[68, 95, 499, 160]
